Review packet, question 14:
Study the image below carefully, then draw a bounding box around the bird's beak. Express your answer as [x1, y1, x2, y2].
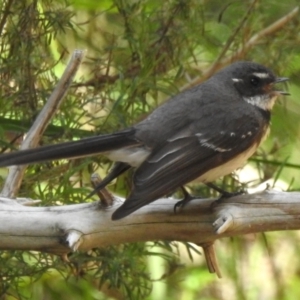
[274, 77, 290, 95]
[275, 77, 289, 83]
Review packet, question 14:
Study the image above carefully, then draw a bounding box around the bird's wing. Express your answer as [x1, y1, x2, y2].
[112, 108, 267, 219]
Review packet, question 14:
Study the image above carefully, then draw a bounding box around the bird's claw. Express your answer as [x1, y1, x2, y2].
[174, 187, 198, 213]
[218, 189, 245, 200]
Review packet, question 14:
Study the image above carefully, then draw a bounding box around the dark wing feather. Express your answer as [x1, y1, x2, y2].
[112, 108, 267, 220]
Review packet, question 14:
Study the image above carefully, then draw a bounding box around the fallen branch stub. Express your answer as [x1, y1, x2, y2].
[212, 190, 300, 236]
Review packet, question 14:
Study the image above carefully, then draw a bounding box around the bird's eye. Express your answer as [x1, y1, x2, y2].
[250, 76, 260, 86]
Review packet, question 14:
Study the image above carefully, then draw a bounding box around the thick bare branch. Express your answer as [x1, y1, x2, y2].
[0, 191, 299, 255]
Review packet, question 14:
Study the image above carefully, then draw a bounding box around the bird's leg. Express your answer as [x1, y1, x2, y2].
[86, 162, 131, 199]
[205, 182, 245, 199]
[174, 186, 200, 212]
[174, 182, 245, 212]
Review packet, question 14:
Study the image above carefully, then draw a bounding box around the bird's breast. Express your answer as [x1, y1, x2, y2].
[199, 123, 270, 183]
[199, 142, 259, 183]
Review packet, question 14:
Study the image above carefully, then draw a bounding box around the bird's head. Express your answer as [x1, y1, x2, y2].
[217, 61, 289, 111]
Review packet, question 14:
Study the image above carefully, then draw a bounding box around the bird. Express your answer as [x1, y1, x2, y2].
[0, 61, 289, 220]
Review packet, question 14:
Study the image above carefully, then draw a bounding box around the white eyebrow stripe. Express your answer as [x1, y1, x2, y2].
[232, 78, 242, 82]
[252, 72, 270, 78]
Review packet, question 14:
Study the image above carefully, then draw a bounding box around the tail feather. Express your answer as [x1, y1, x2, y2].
[112, 195, 151, 220]
[0, 128, 139, 167]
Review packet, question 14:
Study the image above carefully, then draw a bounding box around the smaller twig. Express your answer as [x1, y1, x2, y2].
[181, 6, 299, 91]
[90, 173, 114, 206]
[209, 0, 258, 76]
[15, 197, 42, 206]
[1, 49, 85, 198]
[201, 243, 222, 278]
[250, 157, 300, 169]
[233, 6, 299, 60]
[0, 0, 14, 37]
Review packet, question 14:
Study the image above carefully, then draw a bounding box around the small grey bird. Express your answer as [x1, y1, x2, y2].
[0, 61, 289, 220]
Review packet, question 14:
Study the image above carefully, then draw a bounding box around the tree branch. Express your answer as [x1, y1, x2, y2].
[0, 191, 299, 252]
[181, 6, 299, 90]
[1, 49, 85, 198]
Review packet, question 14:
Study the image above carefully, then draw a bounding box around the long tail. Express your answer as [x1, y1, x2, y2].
[0, 128, 139, 167]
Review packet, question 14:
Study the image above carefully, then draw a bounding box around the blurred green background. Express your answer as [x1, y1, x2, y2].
[0, 0, 300, 299]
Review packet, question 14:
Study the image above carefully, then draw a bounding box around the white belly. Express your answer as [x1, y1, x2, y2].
[198, 143, 258, 183]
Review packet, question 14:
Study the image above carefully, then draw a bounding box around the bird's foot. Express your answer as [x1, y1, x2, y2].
[205, 182, 245, 200]
[174, 187, 199, 213]
[218, 189, 245, 199]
